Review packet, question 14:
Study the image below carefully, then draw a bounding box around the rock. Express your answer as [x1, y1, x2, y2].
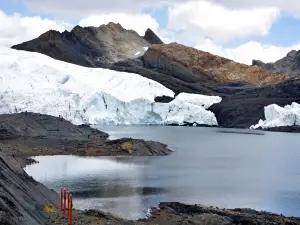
[105, 138, 172, 156]
[145, 202, 300, 225]
[0, 112, 108, 140]
[11, 22, 151, 67]
[143, 28, 164, 45]
[0, 112, 172, 157]
[252, 49, 300, 77]
[143, 43, 287, 85]
[0, 153, 59, 225]
[154, 95, 175, 103]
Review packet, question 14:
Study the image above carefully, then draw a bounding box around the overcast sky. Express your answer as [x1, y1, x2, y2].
[1, 0, 300, 64]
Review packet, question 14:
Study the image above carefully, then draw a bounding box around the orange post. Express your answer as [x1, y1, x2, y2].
[69, 194, 73, 225]
[66, 192, 70, 218]
[60, 187, 63, 211]
[63, 188, 67, 215]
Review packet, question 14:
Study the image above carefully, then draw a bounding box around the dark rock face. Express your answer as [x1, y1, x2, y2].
[209, 78, 300, 128]
[0, 153, 58, 225]
[0, 112, 108, 140]
[143, 28, 164, 45]
[154, 95, 175, 103]
[252, 49, 300, 77]
[11, 22, 151, 67]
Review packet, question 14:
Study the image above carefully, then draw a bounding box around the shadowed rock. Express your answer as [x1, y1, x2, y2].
[252, 49, 300, 77]
[143, 28, 164, 44]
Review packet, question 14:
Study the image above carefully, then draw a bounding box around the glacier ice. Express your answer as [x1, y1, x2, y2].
[0, 47, 222, 126]
[250, 102, 300, 129]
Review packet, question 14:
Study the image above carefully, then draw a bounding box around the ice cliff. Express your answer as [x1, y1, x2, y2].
[250, 102, 300, 129]
[0, 47, 221, 126]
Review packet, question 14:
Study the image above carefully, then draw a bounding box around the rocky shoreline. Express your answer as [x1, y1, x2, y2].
[1, 112, 300, 225]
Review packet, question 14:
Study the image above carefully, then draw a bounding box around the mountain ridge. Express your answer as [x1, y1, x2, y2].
[12, 22, 152, 67]
[252, 49, 300, 77]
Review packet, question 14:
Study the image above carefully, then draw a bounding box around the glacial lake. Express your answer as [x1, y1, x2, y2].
[24, 126, 300, 219]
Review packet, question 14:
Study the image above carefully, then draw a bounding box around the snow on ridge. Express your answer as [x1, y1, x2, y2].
[0, 47, 222, 126]
[250, 102, 300, 129]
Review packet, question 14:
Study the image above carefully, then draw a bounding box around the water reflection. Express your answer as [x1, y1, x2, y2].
[25, 126, 300, 219]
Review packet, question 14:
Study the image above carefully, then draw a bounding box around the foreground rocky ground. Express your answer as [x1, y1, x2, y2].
[1, 113, 300, 224]
[0, 112, 172, 160]
[46, 202, 300, 225]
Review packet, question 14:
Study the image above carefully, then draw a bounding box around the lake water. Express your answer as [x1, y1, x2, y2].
[24, 126, 300, 219]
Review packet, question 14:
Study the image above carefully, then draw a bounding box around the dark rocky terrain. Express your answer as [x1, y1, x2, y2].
[12, 22, 150, 67]
[252, 49, 300, 77]
[0, 153, 59, 225]
[0, 112, 172, 158]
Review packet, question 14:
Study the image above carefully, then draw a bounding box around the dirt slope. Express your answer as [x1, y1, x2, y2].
[143, 43, 288, 85]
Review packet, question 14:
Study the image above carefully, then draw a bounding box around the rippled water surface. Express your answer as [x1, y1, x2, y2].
[25, 126, 300, 219]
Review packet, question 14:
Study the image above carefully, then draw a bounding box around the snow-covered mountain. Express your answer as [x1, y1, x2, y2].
[250, 102, 300, 129]
[0, 47, 221, 126]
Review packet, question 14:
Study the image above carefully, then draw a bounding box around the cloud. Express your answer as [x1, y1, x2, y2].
[79, 13, 159, 36]
[207, 0, 300, 17]
[167, 1, 280, 43]
[22, 0, 181, 18]
[22, 0, 300, 17]
[195, 38, 300, 64]
[0, 10, 72, 47]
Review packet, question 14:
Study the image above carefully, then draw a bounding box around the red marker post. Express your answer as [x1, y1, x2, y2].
[67, 192, 70, 218]
[69, 194, 73, 225]
[60, 188, 63, 211]
[63, 188, 67, 215]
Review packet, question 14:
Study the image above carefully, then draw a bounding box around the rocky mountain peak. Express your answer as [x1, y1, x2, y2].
[11, 22, 152, 66]
[38, 29, 61, 41]
[144, 28, 164, 44]
[252, 49, 300, 77]
[286, 49, 298, 58]
[106, 22, 124, 30]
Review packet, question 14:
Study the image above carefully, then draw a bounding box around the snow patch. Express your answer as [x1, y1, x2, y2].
[250, 102, 300, 129]
[0, 47, 222, 126]
[135, 51, 141, 56]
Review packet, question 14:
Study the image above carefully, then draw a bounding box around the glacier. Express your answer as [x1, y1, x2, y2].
[0, 47, 222, 126]
[250, 102, 300, 129]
